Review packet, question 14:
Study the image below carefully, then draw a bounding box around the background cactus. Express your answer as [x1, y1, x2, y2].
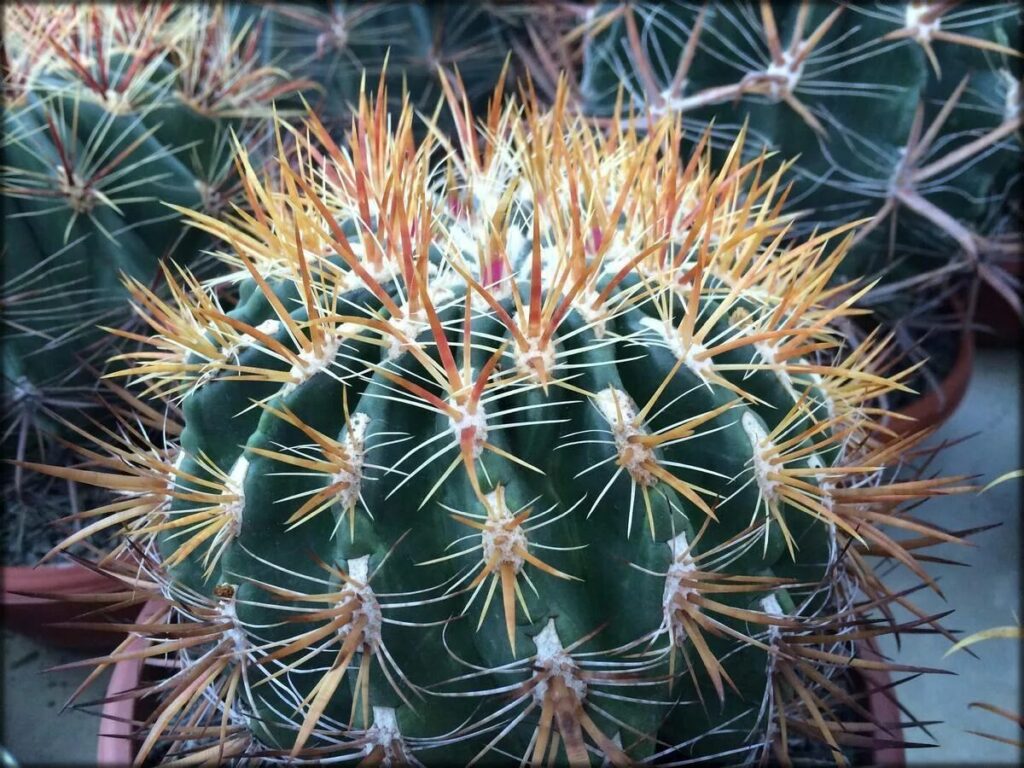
[258, 0, 573, 132]
[568, 0, 1022, 398]
[29, 80, 975, 766]
[0, 3, 306, 472]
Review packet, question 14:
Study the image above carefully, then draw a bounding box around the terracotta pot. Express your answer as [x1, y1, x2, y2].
[96, 601, 165, 767]
[1, 562, 130, 649]
[858, 639, 907, 767]
[887, 324, 975, 436]
[96, 637, 144, 767]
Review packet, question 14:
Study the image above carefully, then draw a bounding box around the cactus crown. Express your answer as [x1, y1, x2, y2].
[29, 76, 972, 766]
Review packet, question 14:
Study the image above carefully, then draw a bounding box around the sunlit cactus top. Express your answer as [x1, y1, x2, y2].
[28, 76, 974, 766]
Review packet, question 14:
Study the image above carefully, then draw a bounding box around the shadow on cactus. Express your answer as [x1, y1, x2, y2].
[24, 75, 983, 766]
[0, 3, 308, 477]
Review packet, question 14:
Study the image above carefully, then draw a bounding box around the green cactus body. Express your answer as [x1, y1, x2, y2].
[60, 78, 940, 767]
[1, 4, 303, 460]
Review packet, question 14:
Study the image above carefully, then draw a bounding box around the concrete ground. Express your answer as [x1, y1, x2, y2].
[1, 348, 1020, 766]
[1, 631, 110, 766]
[875, 346, 1022, 766]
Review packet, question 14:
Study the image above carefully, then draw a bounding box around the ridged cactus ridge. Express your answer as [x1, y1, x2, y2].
[31, 79, 975, 765]
[1, 3, 306, 467]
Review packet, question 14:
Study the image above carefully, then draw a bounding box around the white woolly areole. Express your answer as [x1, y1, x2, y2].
[806, 452, 836, 524]
[640, 315, 715, 385]
[761, 594, 784, 618]
[763, 49, 805, 99]
[905, 2, 940, 43]
[807, 370, 836, 424]
[364, 707, 404, 759]
[467, 144, 521, 221]
[356, 245, 398, 287]
[594, 387, 656, 486]
[171, 449, 188, 487]
[348, 554, 371, 584]
[532, 619, 587, 704]
[755, 340, 800, 403]
[386, 270, 459, 360]
[57, 166, 93, 213]
[223, 456, 249, 536]
[449, 401, 488, 459]
[333, 413, 369, 511]
[662, 532, 698, 644]
[387, 308, 428, 361]
[480, 488, 528, 573]
[512, 306, 556, 381]
[446, 216, 474, 253]
[506, 225, 529, 274]
[217, 595, 249, 659]
[574, 286, 610, 339]
[208, 319, 282, 389]
[598, 234, 640, 274]
[339, 555, 382, 652]
[761, 593, 786, 645]
[283, 324, 355, 392]
[741, 411, 779, 503]
[101, 88, 132, 115]
[253, 318, 282, 337]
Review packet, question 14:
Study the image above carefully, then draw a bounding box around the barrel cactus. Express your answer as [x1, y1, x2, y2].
[0, 3, 306, 466]
[570, 0, 1022, 397]
[31, 78, 972, 765]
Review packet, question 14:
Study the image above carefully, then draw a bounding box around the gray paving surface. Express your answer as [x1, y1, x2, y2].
[876, 347, 1022, 766]
[1, 349, 1020, 766]
[2, 630, 108, 766]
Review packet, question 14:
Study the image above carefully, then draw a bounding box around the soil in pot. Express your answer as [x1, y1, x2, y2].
[2, 471, 116, 566]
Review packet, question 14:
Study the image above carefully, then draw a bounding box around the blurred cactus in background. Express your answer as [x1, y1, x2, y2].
[563, 0, 1021, 398]
[259, 1, 577, 132]
[0, 3, 306, 473]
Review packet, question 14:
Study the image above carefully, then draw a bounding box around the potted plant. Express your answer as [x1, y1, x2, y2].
[2, 377, 183, 648]
[32, 73, 984, 766]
